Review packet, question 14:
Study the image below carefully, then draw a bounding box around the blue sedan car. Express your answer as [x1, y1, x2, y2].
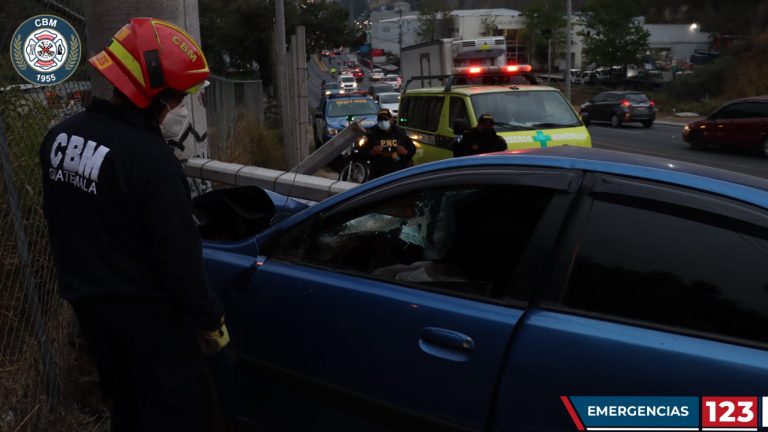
[200, 147, 768, 431]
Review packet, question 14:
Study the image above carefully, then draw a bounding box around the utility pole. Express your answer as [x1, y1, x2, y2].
[565, 0, 572, 102]
[274, 0, 291, 167]
[398, 8, 403, 55]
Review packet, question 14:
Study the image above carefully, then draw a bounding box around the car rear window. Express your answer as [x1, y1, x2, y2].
[379, 94, 400, 104]
[625, 93, 649, 103]
[341, 77, 355, 83]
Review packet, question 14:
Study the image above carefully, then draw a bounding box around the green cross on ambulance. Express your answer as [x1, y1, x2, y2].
[397, 65, 591, 164]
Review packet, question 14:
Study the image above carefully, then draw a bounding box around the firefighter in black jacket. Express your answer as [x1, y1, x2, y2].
[453, 113, 508, 157]
[39, 18, 227, 431]
[360, 108, 416, 179]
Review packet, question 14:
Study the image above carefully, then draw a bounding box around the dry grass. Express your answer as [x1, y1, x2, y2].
[217, 112, 287, 171]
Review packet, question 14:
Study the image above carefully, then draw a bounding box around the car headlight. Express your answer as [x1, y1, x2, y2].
[683, 125, 691, 133]
[327, 127, 339, 135]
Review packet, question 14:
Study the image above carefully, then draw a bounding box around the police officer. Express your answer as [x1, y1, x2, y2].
[39, 18, 227, 431]
[360, 108, 416, 179]
[452, 113, 508, 157]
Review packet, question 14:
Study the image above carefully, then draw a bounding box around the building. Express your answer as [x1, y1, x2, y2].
[370, 14, 421, 55]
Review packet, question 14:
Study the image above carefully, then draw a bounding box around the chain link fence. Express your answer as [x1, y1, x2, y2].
[0, 56, 267, 432]
[0, 68, 109, 431]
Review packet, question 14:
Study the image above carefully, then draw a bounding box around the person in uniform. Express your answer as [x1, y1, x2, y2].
[360, 108, 416, 179]
[39, 18, 228, 431]
[452, 113, 508, 157]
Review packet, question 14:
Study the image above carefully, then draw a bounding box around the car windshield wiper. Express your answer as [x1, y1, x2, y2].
[531, 122, 580, 129]
[494, 121, 535, 130]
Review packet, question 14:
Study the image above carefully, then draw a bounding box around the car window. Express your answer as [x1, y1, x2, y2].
[563, 191, 768, 345]
[341, 76, 355, 83]
[324, 83, 340, 89]
[449, 96, 469, 126]
[379, 93, 400, 104]
[719, 102, 768, 119]
[401, 96, 444, 132]
[625, 93, 649, 103]
[272, 184, 555, 299]
[327, 99, 378, 117]
[470, 90, 580, 128]
[592, 93, 607, 102]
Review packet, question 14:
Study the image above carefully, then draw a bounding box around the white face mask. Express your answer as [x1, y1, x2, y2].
[160, 104, 189, 142]
[378, 120, 391, 131]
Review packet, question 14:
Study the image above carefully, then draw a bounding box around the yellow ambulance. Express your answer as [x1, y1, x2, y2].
[397, 66, 591, 164]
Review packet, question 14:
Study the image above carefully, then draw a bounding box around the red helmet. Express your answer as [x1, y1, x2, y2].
[88, 18, 209, 108]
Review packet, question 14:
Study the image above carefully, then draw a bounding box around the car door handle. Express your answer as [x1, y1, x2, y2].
[419, 327, 475, 362]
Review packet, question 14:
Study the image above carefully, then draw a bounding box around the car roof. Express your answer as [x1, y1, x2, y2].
[599, 90, 647, 96]
[723, 95, 768, 103]
[404, 85, 560, 96]
[377, 92, 400, 97]
[345, 147, 768, 209]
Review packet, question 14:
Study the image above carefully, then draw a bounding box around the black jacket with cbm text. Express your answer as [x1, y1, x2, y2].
[39, 98, 221, 329]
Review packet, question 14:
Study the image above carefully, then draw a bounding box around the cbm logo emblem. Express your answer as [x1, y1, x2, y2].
[10, 15, 81, 85]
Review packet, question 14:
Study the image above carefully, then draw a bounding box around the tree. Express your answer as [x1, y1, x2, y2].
[523, 0, 567, 69]
[416, 0, 456, 43]
[577, 0, 651, 71]
[295, 0, 356, 54]
[199, 0, 356, 86]
[480, 16, 498, 37]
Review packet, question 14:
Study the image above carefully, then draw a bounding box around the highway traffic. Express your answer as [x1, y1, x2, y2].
[309, 50, 768, 181]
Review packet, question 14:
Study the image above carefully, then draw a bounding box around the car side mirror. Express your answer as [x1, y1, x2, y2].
[452, 119, 469, 136]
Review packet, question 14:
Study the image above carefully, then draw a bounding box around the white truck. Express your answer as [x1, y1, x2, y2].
[400, 36, 508, 90]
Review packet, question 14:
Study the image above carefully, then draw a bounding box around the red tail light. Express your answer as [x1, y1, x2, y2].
[505, 64, 532, 73]
[469, 67, 483, 74]
[621, 99, 631, 107]
[649, 100, 655, 108]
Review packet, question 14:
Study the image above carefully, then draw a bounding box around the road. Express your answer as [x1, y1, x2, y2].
[589, 122, 768, 179]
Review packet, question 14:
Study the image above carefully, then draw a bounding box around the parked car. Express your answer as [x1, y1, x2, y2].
[580, 91, 656, 128]
[683, 96, 768, 155]
[370, 67, 384, 81]
[313, 93, 377, 147]
[382, 74, 402, 91]
[375, 91, 400, 115]
[200, 146, 768, 431]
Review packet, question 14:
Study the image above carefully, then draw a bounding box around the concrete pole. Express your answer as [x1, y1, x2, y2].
[295, 26, 310, 162]
[275, 0, 291, 167]
[84, 0, 209, 161]
[286, 36, 297, 167]
[565, 0, 572, 102]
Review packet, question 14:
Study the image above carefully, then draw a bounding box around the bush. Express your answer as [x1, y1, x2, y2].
[663, 56, 734, 103]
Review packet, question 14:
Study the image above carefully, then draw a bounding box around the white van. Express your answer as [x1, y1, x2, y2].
[338, 75, 358, 91]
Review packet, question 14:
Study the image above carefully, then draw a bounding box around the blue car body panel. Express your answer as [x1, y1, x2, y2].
[494, 309, 768, 431]
[200, 147, 768, 430]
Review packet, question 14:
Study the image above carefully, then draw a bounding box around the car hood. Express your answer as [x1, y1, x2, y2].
[327, 115, 377, 129]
